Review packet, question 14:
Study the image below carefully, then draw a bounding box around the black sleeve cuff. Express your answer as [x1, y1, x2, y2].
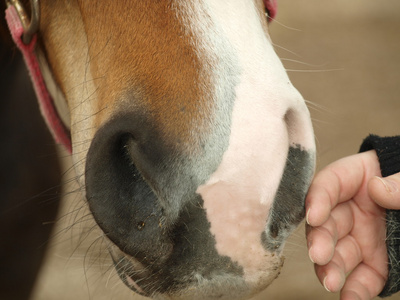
[359, 134, 400, 297]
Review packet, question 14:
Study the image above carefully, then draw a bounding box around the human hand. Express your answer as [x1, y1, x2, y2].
[306, 150, 393, 300]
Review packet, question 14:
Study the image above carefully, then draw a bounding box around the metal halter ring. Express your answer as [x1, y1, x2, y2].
[6, 0, 40, 44]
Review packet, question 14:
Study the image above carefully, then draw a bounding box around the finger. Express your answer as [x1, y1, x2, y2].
[307, 202, 354, 265]
[305, 169, 338, 227]
[368, 173, 400, 209]
[306, 151, 379, 227]
[331, 202, 354, 240]
[340, 263, 386, 300]
[314, 260, 345, 293]
[307, 218, 337, 265]
[334, 236, 362, 274]
[314, 235, 362, 293]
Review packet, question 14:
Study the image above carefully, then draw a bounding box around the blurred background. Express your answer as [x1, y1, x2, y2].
[31, 0, 400, 299]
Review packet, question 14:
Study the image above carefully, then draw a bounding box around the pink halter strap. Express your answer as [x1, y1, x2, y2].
[5, 5, 72, 153]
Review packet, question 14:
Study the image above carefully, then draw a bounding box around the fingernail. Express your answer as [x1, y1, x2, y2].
[308, 247, 315, 264]
[306, 207, 311, 225]
[323, 277, 331, 293]
[376, 176, 398, 193]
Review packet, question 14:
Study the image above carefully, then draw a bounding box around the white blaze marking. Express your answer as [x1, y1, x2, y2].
[196, 0, 315, 283]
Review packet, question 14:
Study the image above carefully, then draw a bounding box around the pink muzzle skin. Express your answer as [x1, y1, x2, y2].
[5, 5, 72, 154]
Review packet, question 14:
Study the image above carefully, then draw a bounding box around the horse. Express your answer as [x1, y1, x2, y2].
[1, 0, 315, 299]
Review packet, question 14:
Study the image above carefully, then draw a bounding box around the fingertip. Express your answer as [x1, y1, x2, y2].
[323, 268, 346, 293]
[307, 233, 335, 266]
[369, 176, 400, 209]
[368, 176, 389, 206]
[308, 246, 315, 264]
[373, 176, 397, 193]
[306, 207, 311, 225]
[306, 183, 334, 226]
[305, 202, 331, 227]
[323, 276, 331, 293]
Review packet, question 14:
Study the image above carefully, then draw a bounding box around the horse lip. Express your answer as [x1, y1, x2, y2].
[109, 247, 151, 296]
[122, 272, 148, 296]
[120, 271, 148, 296]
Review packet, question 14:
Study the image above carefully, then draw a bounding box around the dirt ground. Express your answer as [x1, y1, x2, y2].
[31, 0, 400, 299]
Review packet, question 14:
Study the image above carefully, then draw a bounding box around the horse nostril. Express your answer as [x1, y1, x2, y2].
[262, 106, 315, 252]
[85, 115, 173, 265]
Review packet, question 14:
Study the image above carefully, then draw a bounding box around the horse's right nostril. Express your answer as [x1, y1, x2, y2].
[85, 115, 173, 265]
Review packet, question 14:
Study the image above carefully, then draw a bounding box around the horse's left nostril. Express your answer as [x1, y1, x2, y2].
[85, 115, 173, 265]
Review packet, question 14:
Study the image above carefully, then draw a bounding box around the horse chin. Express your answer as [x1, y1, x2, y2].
[109, 244, 284, 300]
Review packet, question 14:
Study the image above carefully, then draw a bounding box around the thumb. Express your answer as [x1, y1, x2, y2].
[368, 173, 400, 210]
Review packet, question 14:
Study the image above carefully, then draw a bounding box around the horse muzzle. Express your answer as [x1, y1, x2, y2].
[85, 103, 315, 299]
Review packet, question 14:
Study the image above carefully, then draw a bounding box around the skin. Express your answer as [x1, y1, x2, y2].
[306, 149, 400, 300]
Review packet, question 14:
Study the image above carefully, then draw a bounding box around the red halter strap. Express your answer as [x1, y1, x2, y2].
[5, 4, 72, 153]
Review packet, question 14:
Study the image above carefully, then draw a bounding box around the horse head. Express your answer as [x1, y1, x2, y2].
[11, 0, 315, 298]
